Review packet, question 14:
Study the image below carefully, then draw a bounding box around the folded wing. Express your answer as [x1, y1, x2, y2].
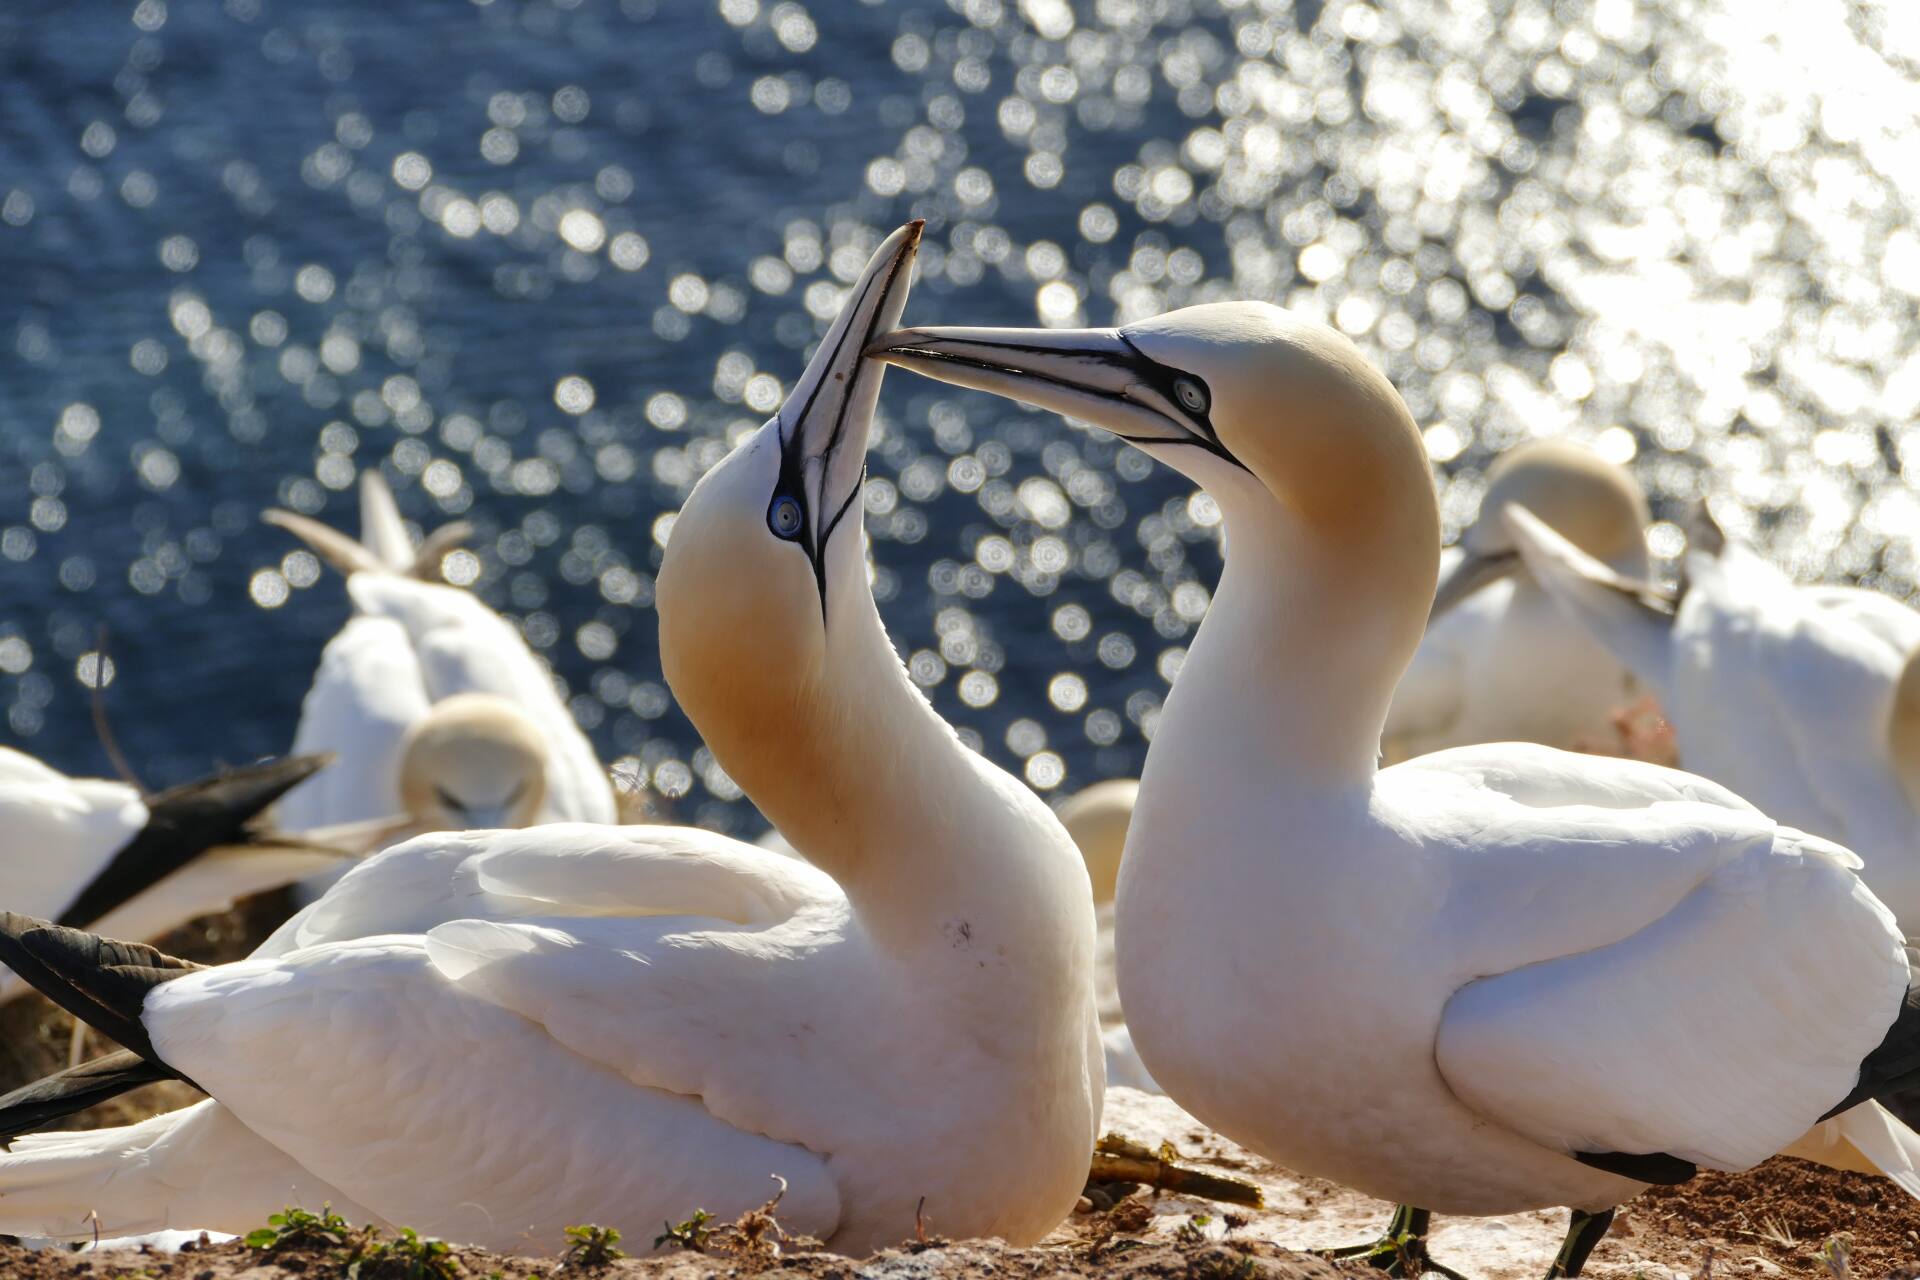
[1418, 745, 1907, 1172]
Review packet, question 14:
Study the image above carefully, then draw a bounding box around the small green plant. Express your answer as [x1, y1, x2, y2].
[245, 1205, 357, 1251]
[654, 1208, 715, 1252]
[372, 1226, 461, 1280]
[560, 1224, 627, 1268]
[243, 1205, 459, 1279]
[1175, 1214, 1214, 1245]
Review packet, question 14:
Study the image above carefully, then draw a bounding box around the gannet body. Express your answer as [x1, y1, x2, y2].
[0, 225, 1102, 1257]
[0, 749, 346, 1001]
[1386, 442, 1650, 760]
[1508, 507, 1920, 926]
[874, 304, 1920, 1277]
[268, 472, 616, 841]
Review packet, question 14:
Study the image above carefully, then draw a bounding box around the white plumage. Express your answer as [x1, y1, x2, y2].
[0, 223, 1102, 1258]
[270, 473, 616, 836]
[0, 749, 346, 1002]
[872, 301, 1920, 1275]
[0, 748, 147, 926]
[1508, 506, 1920, 927]
[1384, 440, 1651, 760]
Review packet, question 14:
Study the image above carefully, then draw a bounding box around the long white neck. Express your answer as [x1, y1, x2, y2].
[1137, 474, 1435, 841]
[729, 580, 1090, 960]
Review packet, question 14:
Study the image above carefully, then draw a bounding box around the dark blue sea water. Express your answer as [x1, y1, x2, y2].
[3, 0, 1915, 832]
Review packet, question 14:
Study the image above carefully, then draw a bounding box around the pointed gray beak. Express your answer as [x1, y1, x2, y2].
[867, 324, 1242, 471]
[1429, 547, 1523, 622]
[775, 221, 922, 607]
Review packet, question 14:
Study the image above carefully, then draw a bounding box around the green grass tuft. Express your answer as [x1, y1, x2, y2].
[561, 1223, 627, 1268]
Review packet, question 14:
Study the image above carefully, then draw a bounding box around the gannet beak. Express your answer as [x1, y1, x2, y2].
[866, 325, 1243, 471]
[776, 221, 923, 607]
[1429, 548, 1522, 621]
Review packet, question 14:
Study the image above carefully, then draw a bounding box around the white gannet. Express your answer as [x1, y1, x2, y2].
[872, 303, 1920, 1278]
[1383, 440, 1651, 761]
[764, 777, 1156, 1090]
[0, 748, 351, 1001]
[0, 223, 1103, 1257]
[266, 471, 617, 841]
[1507, 504, 1920, 926]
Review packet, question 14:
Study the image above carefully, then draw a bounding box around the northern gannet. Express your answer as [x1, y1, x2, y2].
[1507, 505, 1920, 926]
[1383, 440, 1651, 761]
[872, 303, 1920, 1278]
[0, 748, 349, 1001]
[267, 471, 617, 840]
[761, 778, 1156, 1091]
[0, 223, 1103, 1256]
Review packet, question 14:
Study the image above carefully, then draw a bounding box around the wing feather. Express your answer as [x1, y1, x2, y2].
[145, 939, 842, 1252]
[255, 824, 836, 958]
[1401, 743, 1906, 1174]
[1437, 826, 1905, 1170]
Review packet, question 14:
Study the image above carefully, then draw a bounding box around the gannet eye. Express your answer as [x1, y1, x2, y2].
[768, 493, 804, 540]
[433, 786, 467, 815]
[1173, 376, 1210, 415]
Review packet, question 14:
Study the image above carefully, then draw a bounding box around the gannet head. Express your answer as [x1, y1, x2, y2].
[657, 222, 921, 791]
[1430, 439, 1650, 619]
[869, 302, 1438, 612]
[1055, 778, 1138, 905]
[398, 692, 549, 830]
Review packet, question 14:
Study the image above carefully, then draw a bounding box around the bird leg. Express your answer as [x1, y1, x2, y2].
[1317, 1205, 1471, 1280]
[1544, 1207, 1614, 1279]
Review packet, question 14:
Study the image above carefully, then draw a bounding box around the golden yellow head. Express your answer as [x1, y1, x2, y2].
[1470, 440, 1648, 569]
[398, 692, 548, 829]
[869, 301, 1440, 611]
[655, 223, 922, 827]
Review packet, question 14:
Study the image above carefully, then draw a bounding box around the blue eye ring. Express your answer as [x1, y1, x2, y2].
[768, 493, 804, 540]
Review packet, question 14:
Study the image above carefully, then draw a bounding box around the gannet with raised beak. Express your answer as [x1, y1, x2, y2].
[0, 748, 350, 1002]
[1507, 505, 1920, 927]
[873, 304, 1920, 1279]
[0, 224, 1102, 1256]
[266, 470, 617, 843]
[1385, 440, 1652, 761]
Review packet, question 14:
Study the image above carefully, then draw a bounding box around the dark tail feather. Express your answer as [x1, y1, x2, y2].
[0, 1050, 170, 1144]
[0, 913, 201, 1076]
[1823, 966, 1920, 1121]
[58, 752, 333, 929]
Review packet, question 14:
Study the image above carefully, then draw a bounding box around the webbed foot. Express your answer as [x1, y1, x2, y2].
[1317, 1206, 1471, 1280]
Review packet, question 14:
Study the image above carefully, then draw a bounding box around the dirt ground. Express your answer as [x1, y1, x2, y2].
[3, 1088, 1918, 1280]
